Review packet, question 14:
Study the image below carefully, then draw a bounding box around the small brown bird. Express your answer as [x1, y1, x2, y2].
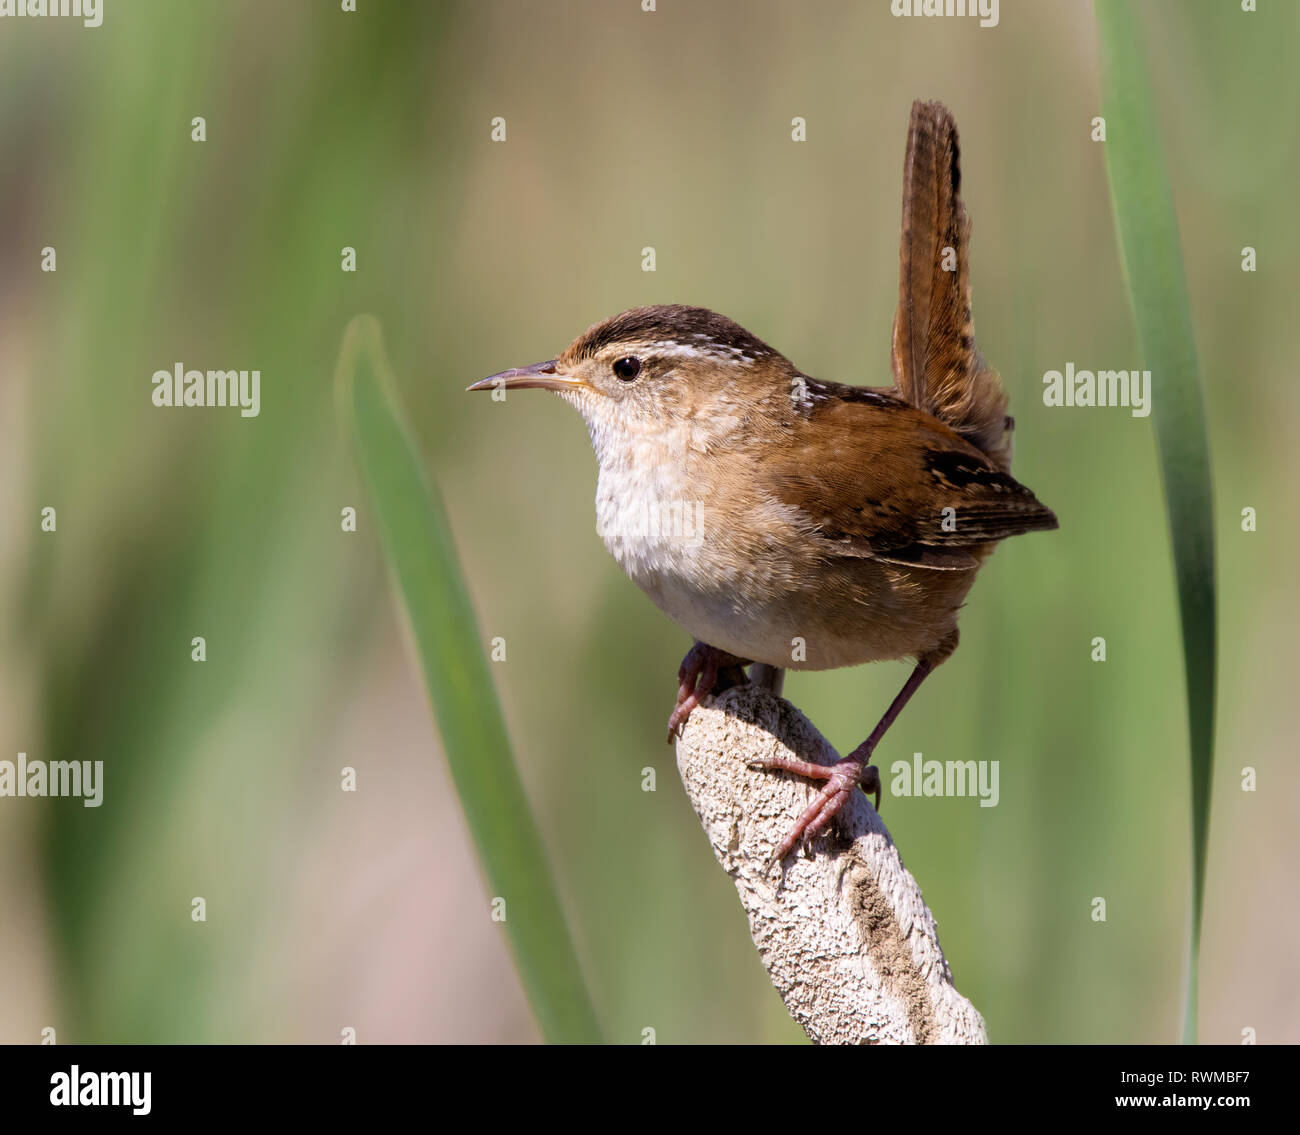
[469, 101, 1057, 862]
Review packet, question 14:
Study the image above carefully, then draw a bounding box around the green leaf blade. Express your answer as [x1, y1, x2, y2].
[336, 314, 602, 1044]
[1095, 0, 1218, 1045]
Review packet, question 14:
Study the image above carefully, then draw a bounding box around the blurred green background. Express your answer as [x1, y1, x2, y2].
[1, 0, 1296, 1044]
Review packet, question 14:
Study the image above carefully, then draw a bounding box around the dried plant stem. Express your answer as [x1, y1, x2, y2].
[675, 682, 986, 1045]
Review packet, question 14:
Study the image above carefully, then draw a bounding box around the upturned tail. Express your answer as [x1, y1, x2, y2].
[890, 99, 1013, 472]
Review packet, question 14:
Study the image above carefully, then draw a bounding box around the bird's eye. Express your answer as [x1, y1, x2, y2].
[612, 356, 641, 382]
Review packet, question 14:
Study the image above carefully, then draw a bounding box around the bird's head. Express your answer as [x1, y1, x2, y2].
[468, 305, 796, 457]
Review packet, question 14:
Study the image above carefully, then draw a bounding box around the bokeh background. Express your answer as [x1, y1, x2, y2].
[1, 0, 1296, 1044]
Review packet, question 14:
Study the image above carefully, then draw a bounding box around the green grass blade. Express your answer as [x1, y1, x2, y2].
[335, 314, 602, 1044]
[1095, 1, 1217, 1045]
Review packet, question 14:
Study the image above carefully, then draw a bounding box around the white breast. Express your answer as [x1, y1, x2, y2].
[593, 428, 711, 587]
[590, 425, 826, 665]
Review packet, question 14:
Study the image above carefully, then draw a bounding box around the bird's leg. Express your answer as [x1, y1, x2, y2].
[667, 641, 750, 741]
[753, 652, 943, 863]
[749, 663, 786, 696]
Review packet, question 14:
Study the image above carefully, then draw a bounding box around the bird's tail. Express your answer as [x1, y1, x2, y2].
[890, 99, 1013, 471]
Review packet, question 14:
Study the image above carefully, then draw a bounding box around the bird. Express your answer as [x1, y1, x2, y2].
[468, 100, 1057, 862]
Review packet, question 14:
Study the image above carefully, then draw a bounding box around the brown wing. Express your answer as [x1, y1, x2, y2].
[769, 395, 1057, 570]
[891, 100, 1012, 470]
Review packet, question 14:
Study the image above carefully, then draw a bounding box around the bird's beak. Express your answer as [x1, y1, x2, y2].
[466, 359, 584, 394]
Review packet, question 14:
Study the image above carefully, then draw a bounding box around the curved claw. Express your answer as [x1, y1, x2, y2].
[666, 643, 720, 742]
[666, 643, 753, 742]
[750, 754, 882, 865]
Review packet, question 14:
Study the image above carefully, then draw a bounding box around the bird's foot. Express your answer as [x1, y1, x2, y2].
[667, 642, 748, 741]
[749, 747, 881, 864]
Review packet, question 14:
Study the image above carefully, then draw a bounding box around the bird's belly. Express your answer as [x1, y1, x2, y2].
[592, 455, 978, 670]
[633, 556, 977, 671]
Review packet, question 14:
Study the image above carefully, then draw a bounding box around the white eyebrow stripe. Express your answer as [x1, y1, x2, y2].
[651, 343, 766, 364]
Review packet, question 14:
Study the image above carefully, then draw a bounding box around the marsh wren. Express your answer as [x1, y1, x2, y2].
[469, 101, 1057, 862]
